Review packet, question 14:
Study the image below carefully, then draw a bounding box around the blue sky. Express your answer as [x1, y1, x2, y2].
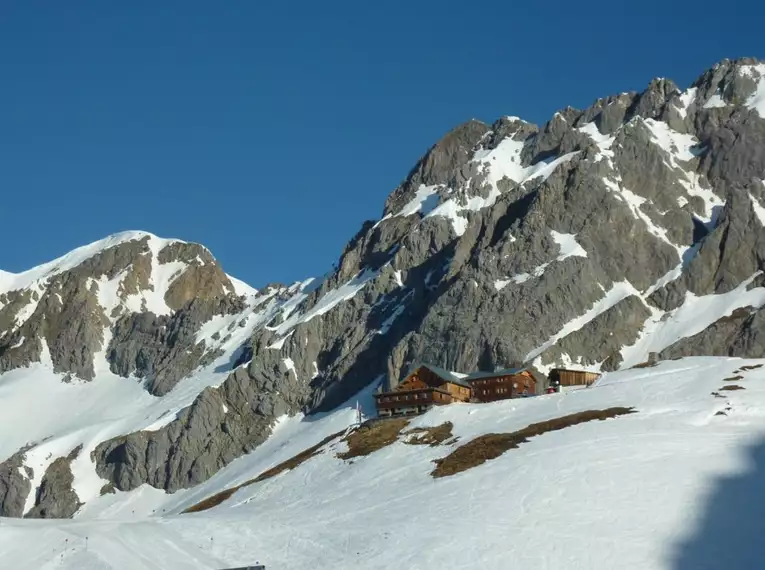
[1, 1, 762, 287]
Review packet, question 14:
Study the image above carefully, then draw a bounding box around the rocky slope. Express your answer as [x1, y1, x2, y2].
[2, 57, 765, 518]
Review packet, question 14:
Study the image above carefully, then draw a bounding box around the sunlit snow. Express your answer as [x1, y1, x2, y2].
[5, 357, 765, 569]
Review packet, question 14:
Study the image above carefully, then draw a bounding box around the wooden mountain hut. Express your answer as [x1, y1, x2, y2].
[374, 363, 472, 418]
[467, 367, 542, 403]
[548, 368, 600, 387]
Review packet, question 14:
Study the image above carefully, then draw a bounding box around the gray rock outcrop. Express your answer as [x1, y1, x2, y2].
[0, 449, 32, 518]
[659, 306, 765, 361]
[93, 362, 302, 492]
[107, 295, 245, 396]
[25, 446, 82, 519]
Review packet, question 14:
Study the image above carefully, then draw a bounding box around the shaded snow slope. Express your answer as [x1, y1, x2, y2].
[4, 357, 765, 569]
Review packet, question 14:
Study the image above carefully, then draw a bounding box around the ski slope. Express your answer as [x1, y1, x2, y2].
[3, 356, 765, 569]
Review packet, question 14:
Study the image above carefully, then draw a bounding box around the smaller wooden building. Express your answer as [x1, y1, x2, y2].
[467, 368, 540, 403]
[548, 368, 600, 387]
[374, 364, 471, 418]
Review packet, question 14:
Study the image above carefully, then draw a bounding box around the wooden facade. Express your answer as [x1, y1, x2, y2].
[549, 368, 600, 387]
[374, 388, 460, 417]
[374, 364, 471, 417]
[468, 369, 538, 403]
[374, 363, 550, 417]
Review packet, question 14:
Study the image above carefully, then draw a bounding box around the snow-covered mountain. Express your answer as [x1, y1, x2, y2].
[3, 56, 765, 566]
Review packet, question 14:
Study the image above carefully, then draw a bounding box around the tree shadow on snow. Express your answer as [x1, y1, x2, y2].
[670, 437, 765, 570]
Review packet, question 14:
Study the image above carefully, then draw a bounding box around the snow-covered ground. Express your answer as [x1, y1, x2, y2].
[4, 356, 765, 569]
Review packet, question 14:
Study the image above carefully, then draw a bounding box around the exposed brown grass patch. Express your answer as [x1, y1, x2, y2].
[183, 430, 344, 514]
[723, 375, 744, 382]
[715, 411, 728, 416]
[740, 364, 764, 371]
[337, 418, 410, 460]
[404, 422, 455, 447]
[183, 487, 239, 514]
[719, 384, 745, 391]
[431, 407, 636, 478]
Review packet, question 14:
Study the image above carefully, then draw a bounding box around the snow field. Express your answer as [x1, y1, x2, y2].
[4, 357, 765, 569]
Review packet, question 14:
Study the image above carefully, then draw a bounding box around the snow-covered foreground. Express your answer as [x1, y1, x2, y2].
[3, 356, 765, 569]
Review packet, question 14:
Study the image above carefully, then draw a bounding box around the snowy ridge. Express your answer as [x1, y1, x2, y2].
[378, 128, 580, 238]
[0, 231, 170, 295]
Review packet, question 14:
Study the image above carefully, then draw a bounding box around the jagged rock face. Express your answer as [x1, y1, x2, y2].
[107, 295, 245, 396]
[93, 366, 282, 493]
[25, 447, 82, 519]
[0, 238, 150, 378]
[659, 305, 765, 360]
[260, 57, 765, 414]
[383, 119, 491, 217]
[0, 234, 243, 386]
[540, 296, 653, 372]
[0, 450, 32, 518]
[6, 58, 765, 516]
[159, 242, 236, 310]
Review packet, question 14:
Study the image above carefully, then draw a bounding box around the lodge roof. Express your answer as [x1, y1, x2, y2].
[404, 363, 548, 389]
[408, 363, 471, 388]
[465, 367, 527, 380]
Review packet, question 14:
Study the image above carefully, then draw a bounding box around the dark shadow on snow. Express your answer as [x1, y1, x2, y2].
[670, 437, 765, 570]
[213, 342, 252, 373]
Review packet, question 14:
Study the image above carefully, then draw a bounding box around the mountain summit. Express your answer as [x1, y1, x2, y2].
[3, 57, 765, 521]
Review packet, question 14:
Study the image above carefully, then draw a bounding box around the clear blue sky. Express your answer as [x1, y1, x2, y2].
[1, 1, 762, 288]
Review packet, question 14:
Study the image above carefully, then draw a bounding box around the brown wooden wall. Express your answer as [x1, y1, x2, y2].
[471, 372, 536, 402]
[550, 369, 600, 386]
[374, 388, 455, 413]
[443, 381, 471, 402]
[397, 367, 471, 400]
[397, 376, 429, 391]
[399, 367, 444, 390]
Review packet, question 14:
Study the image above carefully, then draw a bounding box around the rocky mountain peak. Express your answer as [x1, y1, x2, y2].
[0, 231, 244, 384]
